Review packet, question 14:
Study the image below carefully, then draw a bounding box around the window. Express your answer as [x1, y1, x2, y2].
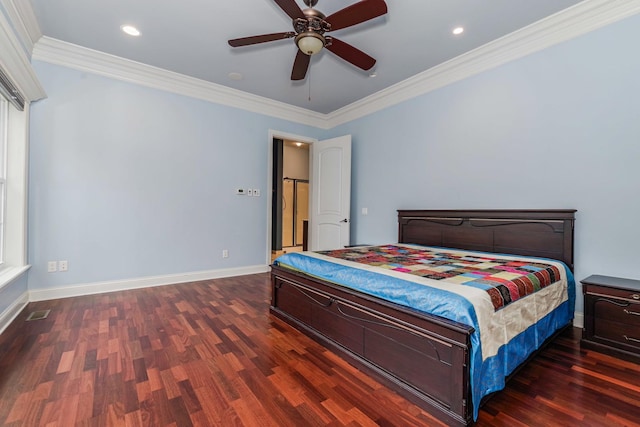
[0, 89, 29, 284]
[0, 9, 42, 288]
[0, 96, 6, 266]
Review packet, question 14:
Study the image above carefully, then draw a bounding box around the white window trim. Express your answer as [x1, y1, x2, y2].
[0, 3, 44, 289]
[0, 96, 7, 265]
[0, 97, 30, 289]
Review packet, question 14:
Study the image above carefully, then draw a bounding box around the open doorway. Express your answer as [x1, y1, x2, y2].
[271, 139, 310, 262]
[265, 131, 352, 265]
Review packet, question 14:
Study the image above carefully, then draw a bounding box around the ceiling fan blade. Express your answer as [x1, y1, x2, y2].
[326, 37, 376, 70]
[291, 50, 311, 80]
[274, 0, 306, 20]
[325, 0, 388, 32]
[228, 32, 295, 47]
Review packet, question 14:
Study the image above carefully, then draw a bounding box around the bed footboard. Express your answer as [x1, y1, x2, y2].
[270, 265, 474, 426]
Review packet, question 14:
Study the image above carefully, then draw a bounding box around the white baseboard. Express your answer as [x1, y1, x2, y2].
[0, 290, 29, 335]
[573, 312, 584, 329]
[29, 265, 270, 302]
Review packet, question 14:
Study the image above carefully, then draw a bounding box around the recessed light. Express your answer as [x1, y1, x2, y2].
[452, 27, 464, 35]
[121, 25, 141, 36]
[228, 72, 243, 80]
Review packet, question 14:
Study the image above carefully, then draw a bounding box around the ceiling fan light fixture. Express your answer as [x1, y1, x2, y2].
[296, 32, 325, 55]
[227, 0, 389, 80]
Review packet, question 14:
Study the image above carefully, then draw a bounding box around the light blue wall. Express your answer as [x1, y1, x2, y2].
[327, 14, 640, 311]
[28, 62, 321, 291]
[27, 14, 640, 314]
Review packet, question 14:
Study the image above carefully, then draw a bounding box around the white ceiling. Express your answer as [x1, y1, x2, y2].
[29, 0, 585, 114]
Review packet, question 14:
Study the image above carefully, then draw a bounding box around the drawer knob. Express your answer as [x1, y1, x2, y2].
[632, 294, 640, 300]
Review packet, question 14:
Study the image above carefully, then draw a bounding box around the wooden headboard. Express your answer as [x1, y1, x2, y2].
[398, 209, 576, 271]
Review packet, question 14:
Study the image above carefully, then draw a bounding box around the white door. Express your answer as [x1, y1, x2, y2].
[309, 135, 351, 250]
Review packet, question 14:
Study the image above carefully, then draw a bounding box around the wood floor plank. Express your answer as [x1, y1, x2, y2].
[76, 389, 94, 423]
[1, 273, 639, 426]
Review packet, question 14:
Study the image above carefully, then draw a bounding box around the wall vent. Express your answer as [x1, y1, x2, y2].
[26, 310, 50, 321]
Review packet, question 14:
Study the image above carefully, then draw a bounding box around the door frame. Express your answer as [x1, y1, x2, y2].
[265, 129, 317, 265]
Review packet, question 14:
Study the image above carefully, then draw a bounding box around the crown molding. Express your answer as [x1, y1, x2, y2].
[0, 0, 41, 56]
[30, 0, 640, 129]
[32, 37, 328, 128]
[324, 0, 640, 127]
[0, 5, 46, 102]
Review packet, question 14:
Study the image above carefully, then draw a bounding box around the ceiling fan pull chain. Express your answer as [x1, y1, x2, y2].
[308, 67, 312, 102]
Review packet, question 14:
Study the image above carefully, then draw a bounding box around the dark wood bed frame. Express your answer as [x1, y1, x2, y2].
[270, 209, 576, 426]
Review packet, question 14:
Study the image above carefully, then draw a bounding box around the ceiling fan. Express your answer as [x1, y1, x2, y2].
[228, 0, 388, 80]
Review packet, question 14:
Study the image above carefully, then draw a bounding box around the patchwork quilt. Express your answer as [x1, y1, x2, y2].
[317, 244, 562, 311]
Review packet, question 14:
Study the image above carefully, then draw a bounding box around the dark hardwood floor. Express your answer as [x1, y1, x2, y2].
[0, 273, 639, 426]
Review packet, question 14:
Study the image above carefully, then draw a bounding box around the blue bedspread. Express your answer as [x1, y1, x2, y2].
[274, 246, 575, 420]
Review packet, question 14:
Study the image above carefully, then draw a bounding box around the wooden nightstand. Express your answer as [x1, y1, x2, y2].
[581, 274, 640, 362]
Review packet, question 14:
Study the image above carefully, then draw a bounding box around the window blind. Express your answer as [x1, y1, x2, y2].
[0, 67, 24, 111]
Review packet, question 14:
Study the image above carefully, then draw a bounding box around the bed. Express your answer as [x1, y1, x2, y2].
[270, 209, 576, 426]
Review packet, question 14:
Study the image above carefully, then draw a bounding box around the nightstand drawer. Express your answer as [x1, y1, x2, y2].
[594, 319, 640, 351]
[592, 297, 640, 326]
[586, 284, 640, 302]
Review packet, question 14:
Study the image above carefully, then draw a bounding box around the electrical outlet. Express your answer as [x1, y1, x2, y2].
[222, 249, 229, 258]
[247, 188, 254, 196]
[362, 207, 368, 215]
[254, 189, 260, 197]
[59, 260, 68, 272]
[47, 261, 57, 273]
